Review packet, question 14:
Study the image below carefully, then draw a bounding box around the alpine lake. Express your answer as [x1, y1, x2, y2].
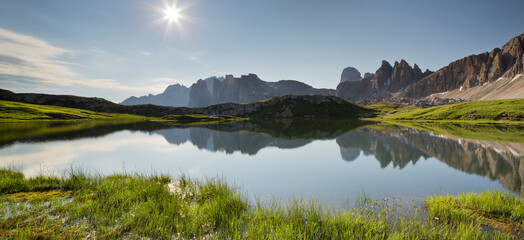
[1, 120, 523, 209]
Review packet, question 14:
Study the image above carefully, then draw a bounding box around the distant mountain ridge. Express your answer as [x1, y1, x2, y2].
[188, 73, 335, 107]
[122, 74, 335, 107]
[403, 32, 524, 99]
[336, 60, 432, 102]
[336, 32, 524, 103]
[121, 83, 191, 106]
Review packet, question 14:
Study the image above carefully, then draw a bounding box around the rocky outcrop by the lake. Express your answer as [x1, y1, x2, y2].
[189, 74, 335, 107]
[169, 94, 373, 119]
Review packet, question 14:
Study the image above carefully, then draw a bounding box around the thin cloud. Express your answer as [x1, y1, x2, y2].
[0, 28, 170, 97]
[0, 28, 76, 85]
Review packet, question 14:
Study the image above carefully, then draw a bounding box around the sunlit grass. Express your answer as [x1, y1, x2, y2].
[426, 191, 524, 238]
[0, 168, 519, 239]
[382, 98, 524, 122]
[0, 100, 147, 121]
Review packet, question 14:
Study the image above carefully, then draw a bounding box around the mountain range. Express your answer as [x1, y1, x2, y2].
[122, 74, 335, 107]
[89, 33, 524, 107]
[337, 32, 524, 102]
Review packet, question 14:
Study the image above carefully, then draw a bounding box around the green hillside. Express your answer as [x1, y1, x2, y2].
[383, 99, 524, 122]
[0, 100, 146, 121]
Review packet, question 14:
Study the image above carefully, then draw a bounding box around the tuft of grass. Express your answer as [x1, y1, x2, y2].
[426, 191, 524, 239]
[0, 168, 519, 239]
[383, 98, 524, 122]
[0, 100, 148, 122]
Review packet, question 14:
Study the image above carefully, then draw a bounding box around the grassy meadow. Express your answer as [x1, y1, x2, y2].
[379, 98, 524, 122]
[0, 100, 148, 121]
[0, 168, 521, 239]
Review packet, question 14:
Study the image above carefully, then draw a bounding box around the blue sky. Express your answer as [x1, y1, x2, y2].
[0, 0, 523, 102]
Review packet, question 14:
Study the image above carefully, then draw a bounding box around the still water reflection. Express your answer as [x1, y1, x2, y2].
[0, 120, 522, 207]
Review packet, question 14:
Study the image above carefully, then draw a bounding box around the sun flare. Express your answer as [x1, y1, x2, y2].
[164, 6, 180, 22]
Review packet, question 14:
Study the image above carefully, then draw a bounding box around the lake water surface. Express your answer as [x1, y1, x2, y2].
[1, 120, 522, 208]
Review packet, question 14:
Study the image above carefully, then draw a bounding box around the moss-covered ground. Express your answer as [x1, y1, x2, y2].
[0, 168, 520, 239]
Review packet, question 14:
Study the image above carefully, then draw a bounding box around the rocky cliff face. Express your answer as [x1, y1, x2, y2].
[188, 79, 213, 107]
[121, 84, 190, 107]
[336, 60, 432, 102]
[340, 67, 362, 82]
[338, 33, 524, 102]
[335, 75, 374, 102]
[188, 73, 335, 107]
[403, 33, 524, 98]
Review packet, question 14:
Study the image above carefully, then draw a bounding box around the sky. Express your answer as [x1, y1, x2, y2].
[0, 0, 523, 102]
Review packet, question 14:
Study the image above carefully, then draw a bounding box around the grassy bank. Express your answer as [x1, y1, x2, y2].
[0, 169, 519, 239]
[380, 98, 524, 122]
[0, 100, 147, 121]
[0, 100, 248, 126]
[426, 191, 523, 238]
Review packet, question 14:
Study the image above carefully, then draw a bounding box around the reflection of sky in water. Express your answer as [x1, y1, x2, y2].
[0, 128, 510, 208]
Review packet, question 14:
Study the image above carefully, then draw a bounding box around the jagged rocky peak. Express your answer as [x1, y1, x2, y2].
[163, 83, 189, 93]
[374, 60, 393, 91]
[402, 32, 524, 98]
[500, 32, 524, 78]
[240, 73, 263, 82]
[188, 73, 335, 107]
[340, 67, 362, 82]
[373, 59, 431, 92]
[336, 59, 432, 103]
[364, 72, 374, 78]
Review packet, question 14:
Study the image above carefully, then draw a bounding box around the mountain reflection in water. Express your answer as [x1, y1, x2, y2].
[0, 120, 522, 196]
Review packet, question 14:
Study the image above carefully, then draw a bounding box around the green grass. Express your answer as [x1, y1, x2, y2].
[426, 191, 524, 239]
[0, 168, 518, 239]
[367, 102, 420, 117]
[0, 100, 147, 121]
[382, 99, 524, 122]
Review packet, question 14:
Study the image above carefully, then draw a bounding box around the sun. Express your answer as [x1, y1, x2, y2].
[164, 6, 180, 22]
